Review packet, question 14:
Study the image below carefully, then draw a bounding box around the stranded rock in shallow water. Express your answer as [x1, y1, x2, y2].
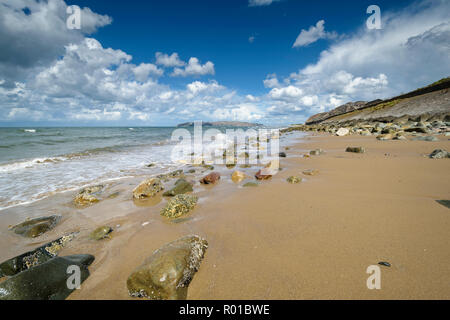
[199, 172, 221, 184]
[73, 185, 104, 207]
[127, 235, 208, 300]
[302, 169, 319, 176]
[0, 254, 94, 300]
[89, 226, 113, 240]
[162, 179, 193, 197]
[160, 194, 198, 219]
[10, 215, 61, 238]
[132, 178, 164, 199]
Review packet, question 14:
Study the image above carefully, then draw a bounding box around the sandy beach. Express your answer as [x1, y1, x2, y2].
[1, 132, 448, 300]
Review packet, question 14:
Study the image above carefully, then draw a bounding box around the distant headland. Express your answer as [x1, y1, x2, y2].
[176, 121, 262, 127]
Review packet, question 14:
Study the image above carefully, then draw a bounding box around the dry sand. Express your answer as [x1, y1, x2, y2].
[1, 133, 449, 299]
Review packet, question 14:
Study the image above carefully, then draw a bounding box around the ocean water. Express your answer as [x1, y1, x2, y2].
[0, 126, 283, 211]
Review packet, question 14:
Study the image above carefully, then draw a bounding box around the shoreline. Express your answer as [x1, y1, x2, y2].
[1, 132, 449, 299]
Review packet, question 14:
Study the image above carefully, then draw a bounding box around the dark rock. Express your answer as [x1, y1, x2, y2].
[160, 194, 198, 219]
[436, 200, 450, 209]
[127, 235, 207, 300]
[10, 215, 61, 238]
[0, 233, 77, 277]
[162, 179, 193, 197]
[346, 147, 365, 153]
[378, 261, 391, 267]
[278, 152, 287, 158]
[404, 127, 429, 133]
[429, 149, 450, 159]
[199, 172, 220, 184]
[0, 254, 94, 300]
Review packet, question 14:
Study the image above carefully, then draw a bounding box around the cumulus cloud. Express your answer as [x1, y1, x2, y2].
[155, 52, 185, 67]
[172, 57, 215, 77]
[249, 0, 280, 7]
[292, 20, 337, 48]
[0, 0, 112, 84]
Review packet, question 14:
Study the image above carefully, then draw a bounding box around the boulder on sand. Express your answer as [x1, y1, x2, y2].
[336, 128, 350, 136]
[345, 146, 365, 154]
[0, 233, 77, 277]
[302, 169, 319, 176]
[162, 179, 193, 197]
[231, 171, 246, 183]
[0, 254, 94, 300]
[132, 178, 164, 199]
[255, 168, 273, 180]
[287, 176, 302, 184]
[89, 226, 113, 240]
[127, 235, 208, 300]
[309, 149, 324, 156]
[160, 194, 198, 219]
[73, 185, 104, 207]
[199, 172, 220, 184]
[429, 149, 450, 159]
[10, 215, 61, 238]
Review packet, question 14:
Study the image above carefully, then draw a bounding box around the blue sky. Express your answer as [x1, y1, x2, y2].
[0, 0, 449, 126]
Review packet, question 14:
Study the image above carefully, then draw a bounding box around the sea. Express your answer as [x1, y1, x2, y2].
[0, 126, 292, 211]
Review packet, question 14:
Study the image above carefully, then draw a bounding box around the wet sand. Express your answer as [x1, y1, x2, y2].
[1, 133, 450, 299]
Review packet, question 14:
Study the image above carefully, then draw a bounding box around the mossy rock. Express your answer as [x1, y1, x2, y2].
[162, 179, 193, 197]
[11, 215, 61, 238]
[160, 194, 198, 219]
[89, 226, 113, 240]
[287, 176, 302, 184]
[132, 178, 164, 199]
[127, 235, 207, 300]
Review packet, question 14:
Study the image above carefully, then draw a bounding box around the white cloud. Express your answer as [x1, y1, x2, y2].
[293, 20, 337, 48]
[249, 36, 255, 43]
[0, 0, 112, 84]
[155, 52, 185, 67]
[269, 86, 303, 100]
[249, 0, 280, 7]
[172, 57, 215, 77]
[187, 80, 223, 94]
[133, 63, 164, 81]
[263, 74, 280, 88]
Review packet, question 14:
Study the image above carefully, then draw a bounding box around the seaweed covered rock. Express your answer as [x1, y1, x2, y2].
[0, 254, 94, 300]
[287, 176, 302, 184]
[162, 179, 193, 197]
[10, 215, 61, 238]
[199, 172, 220, 184]
[132, 178, 164, 199]
[127, 235, 208, 300]
[160, 194, 198, 219]
[74, 185, 104, 207]
[89, 226, 113, 240]
[0, 233, 77, 277]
